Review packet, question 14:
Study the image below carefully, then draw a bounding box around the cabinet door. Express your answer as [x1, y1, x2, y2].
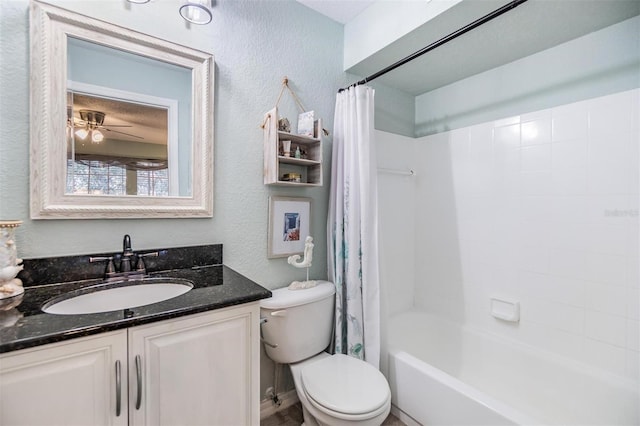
[0, 330, 128, 426]
[128, 304, 259, 426]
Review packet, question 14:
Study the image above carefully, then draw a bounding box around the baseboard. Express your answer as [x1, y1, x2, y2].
[260, 389, 300, 420]
[391, 404, 421, 426]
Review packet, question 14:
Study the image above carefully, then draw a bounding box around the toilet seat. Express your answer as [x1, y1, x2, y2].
[300, 354, 390, 421]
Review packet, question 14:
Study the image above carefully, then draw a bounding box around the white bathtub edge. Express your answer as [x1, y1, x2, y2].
[388, 347, 541, 425]
[390, 404, 422, 426]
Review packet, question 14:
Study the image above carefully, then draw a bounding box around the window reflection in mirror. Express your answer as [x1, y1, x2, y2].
[66, 37, 193, 197]
[66, 92, 170, 196]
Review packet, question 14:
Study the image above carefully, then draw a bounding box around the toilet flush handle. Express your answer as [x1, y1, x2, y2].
[259, 317, 278, 349]
[270, 310, 287, 317]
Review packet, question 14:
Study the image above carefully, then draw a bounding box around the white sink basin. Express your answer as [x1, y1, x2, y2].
[43, 278, 193, 315]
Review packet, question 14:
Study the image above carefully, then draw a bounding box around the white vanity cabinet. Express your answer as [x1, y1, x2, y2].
[0, 330, 128, 426]
[128, 304, 259, 426]
[0, 303, 260, 426]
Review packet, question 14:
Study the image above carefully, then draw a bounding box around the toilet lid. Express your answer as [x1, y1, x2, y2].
[300, 354, 390, 415]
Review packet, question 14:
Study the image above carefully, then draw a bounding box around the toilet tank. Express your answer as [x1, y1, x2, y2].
[260, 281, 335, 364]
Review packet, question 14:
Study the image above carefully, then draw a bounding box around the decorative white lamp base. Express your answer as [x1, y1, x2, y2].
[0, 220, 24, 300]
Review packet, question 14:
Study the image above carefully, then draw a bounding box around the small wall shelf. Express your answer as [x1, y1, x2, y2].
[263, 107, 323, 187]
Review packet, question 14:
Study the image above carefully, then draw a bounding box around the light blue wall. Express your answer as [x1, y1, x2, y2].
[415, 15, 640, 137]
[0, 0, 347, 290]
[371, 79, 416, 138]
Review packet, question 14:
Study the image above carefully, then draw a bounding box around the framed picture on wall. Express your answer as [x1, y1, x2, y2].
[268, 196, 312, 258]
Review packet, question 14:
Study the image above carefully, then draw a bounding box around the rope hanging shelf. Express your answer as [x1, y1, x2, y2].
[261, 77, 326, 187]
[261, 77, 329, 137]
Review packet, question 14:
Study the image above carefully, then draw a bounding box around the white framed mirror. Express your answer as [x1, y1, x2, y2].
[30, 0, 214, 219]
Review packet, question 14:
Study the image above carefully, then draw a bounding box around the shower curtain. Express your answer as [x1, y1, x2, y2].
[327, 85, 381, 368]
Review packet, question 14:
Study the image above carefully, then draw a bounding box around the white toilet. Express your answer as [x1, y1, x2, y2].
[260, 281, 391, 426]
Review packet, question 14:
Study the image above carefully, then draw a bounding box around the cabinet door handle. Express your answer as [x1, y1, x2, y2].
[115, 360, 122, 417]
[135, 355, 142, 410]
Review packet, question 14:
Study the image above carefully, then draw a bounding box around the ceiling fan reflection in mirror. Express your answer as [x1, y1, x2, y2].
[72, 109, 144, 144]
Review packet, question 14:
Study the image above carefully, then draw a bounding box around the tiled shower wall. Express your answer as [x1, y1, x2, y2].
[379, 89, 639, 379]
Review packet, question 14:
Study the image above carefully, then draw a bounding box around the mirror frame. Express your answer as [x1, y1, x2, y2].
[30, 1, 214, 219]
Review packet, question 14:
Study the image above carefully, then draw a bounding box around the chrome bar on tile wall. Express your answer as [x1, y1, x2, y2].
[339, 0, 529, 92]
[377, 168, 416, 176]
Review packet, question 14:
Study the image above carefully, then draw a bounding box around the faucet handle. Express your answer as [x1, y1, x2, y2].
[135, 252, 159, 273]
[89, 256, 116, 276]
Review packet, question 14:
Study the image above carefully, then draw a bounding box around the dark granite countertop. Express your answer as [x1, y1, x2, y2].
[0, 247, 271, 354]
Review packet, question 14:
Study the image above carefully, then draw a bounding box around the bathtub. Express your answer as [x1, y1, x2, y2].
[386, 311, 639, 425]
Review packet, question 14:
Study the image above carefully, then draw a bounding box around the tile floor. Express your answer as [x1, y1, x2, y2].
[261, 402, 405, 426]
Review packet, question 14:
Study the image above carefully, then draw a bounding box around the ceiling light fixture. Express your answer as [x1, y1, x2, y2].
[91, 130, 105, 144]
[75, 128, 89, 140]
[179, 0, 212, 25]
[126, 0, 212, 25]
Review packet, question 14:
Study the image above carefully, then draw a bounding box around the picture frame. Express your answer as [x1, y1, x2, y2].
[268, 196, 312, 258]
[297, 111, 315, 137]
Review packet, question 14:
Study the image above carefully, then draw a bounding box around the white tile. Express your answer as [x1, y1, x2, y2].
[552, 139, 588, 170]
[449, 128, 469, 161]
[626, 222, 639, 260]
[549, 195, 591, 224]
[551, 168, 588, 196]
[524, 298, 584, 334]
[519, 321, 584, 361]
[627, 255, 639, 289]
[629, 160, 639, 196]
[521, 144, 552, 172]
[518, 196, 553, 222]
[588, 165, 630, 195]
[552, 107, 588, 142]
[466, 164, 495, 195]
[481, 267, 519, 297]
[515, 245, 549, 274]
[519, 171, 554, 196]
[581, 338, 627, 376]
[585, 281, 628, 316]
[468, 135, 493, 163]
[451, 158, 474, 190]
[548, 249, 589, 281]
[548, 222, 594, 252]
[521, 271, 585, 308]
[468, 122, 492, 146]
[547, 276, 586, 307]
[627, 349, 640, 379]
[627, 320, 639, 351]
[588, 90, 634, 139]
[493, 149, 520, 195]
[588, 223, 632, 256]
[588, 195, 637, 225]
[521, 119, 551, 146]
[585, 252, 628, 286]
[628, 288, 639, 321]
[585, 310, 626, 347]
[517, 219, 551, 249]
[494, 123, 520, 151]
[588, 132, 631, 171]
[519, 270, 549, 298]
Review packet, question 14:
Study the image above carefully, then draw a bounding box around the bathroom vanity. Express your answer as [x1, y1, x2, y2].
[0, 244, 270, 426]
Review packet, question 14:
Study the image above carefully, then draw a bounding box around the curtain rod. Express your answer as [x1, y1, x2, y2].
[339, 0, 529, 92]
